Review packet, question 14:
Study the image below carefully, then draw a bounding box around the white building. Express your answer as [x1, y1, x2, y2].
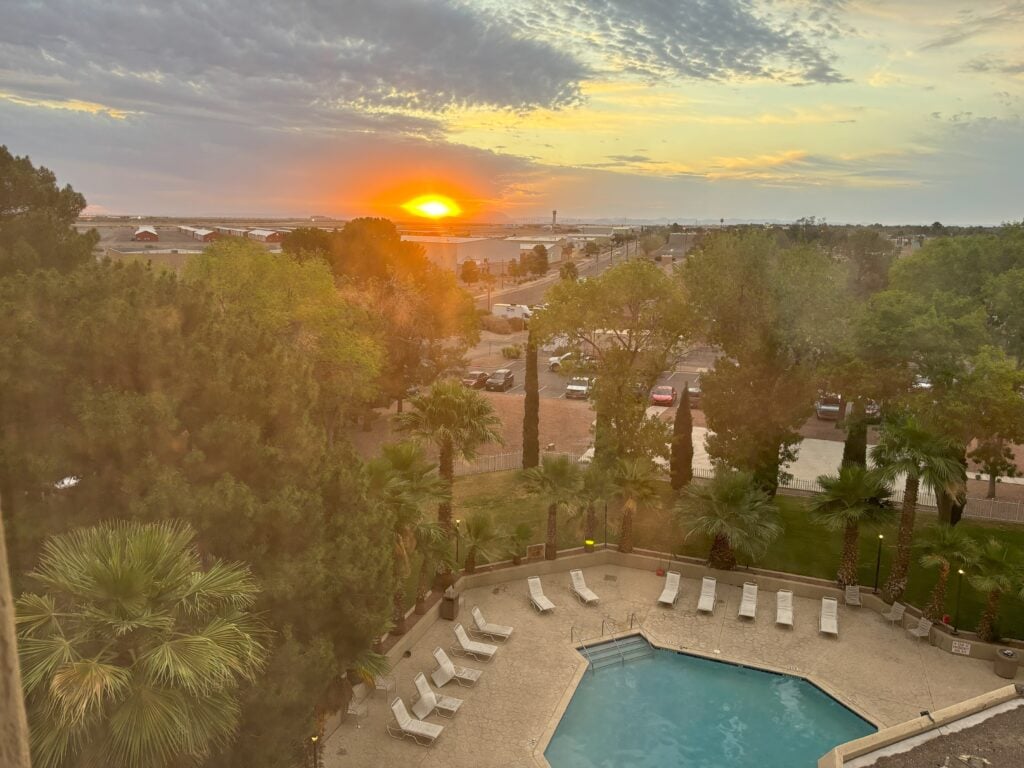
[504, 235, 565, 262]
[401, 236, 519, 273]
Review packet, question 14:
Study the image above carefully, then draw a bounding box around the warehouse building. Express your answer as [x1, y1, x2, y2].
[216, 226, 250, 238]
[247, 229, 283, 243]
[132, 225, 159, 242]
[177, 225, 218, 242]
[505, 235, 565, 262]
[401, 235, 519, 273]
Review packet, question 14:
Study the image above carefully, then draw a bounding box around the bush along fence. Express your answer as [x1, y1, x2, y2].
[454, 451, 1023, 524]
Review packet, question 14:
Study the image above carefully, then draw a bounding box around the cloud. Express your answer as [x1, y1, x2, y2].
[606, 154, 654, 163]
[0, 92, 137, 119]
[0, 0, 589, 137]
[483, 0, 848, 84]
[920, 3, 1024, 50]
[964, 57, 1024, 75]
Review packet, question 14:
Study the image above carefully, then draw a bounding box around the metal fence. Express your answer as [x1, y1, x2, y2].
[453, 450, 585, 477]
[963, 496, 1024, 524]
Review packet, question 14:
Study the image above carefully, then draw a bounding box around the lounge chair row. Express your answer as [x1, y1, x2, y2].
[388, 607, 514, 747]
[659, 573, 841, 636]
[528, 570, 598, 612]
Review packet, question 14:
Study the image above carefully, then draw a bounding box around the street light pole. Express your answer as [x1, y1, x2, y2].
[604, 502, 608, 549]
[873, 534, 884, 594]
[454, 519, 461, 568]
[953, 568, 965, 635]
[310, 735, 319, 768]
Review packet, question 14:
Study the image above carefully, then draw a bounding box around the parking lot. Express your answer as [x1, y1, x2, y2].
[465, 332, 713, 402]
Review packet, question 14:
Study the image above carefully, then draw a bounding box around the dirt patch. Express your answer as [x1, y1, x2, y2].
[871, 704, 1024, 768]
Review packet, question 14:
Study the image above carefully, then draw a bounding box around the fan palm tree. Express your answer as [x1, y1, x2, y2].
[0, 506, 31, 768]
[967, 537, 1022, 642]
[505, 522, 534, 565]
[809, 465, 896, 587]
[15, 520, 268, 768]
[412, 522, 454, 615]
[870, 417, 964, 603]
[678, 469, 781, 570]
[458, 513, 505, 574]
[610, 458, 661, 554]
[395, 379, 503, 531]
[578, 466, 614, 545]
[522, 455, 583, 560]
[364, 442, 448, 633]
[916, 524, 979, 622]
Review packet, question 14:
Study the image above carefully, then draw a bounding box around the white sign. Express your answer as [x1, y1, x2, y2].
[951, 640, 972, 656]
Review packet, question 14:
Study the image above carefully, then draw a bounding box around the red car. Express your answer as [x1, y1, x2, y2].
[650, 385, 677, 406]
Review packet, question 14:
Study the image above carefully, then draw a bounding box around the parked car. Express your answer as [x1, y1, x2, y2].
[815, 394, 842, 420]
[461, 370, 489, 389]
[686, 375, 702, 408]
[565, 377, 593, 400]
[548, 352, 573, 371]
[485, 369, 515, 391]
[650, 385, 676, 406]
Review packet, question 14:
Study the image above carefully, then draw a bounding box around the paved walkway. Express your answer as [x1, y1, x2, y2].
[325, 565, 1016, 768]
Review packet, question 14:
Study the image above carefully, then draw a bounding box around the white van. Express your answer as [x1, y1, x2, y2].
[492, 303, 532, 320]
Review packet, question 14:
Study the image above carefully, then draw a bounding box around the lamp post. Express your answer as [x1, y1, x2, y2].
[310, 735, 319, 768]
[953, 568, 965, 635]
[604, 501, 608, 549]
[454, 519, 461, 568]
[873, 534, 884, 594]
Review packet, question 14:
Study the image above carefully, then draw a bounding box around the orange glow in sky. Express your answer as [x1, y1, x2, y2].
[401, 194, 462, 219]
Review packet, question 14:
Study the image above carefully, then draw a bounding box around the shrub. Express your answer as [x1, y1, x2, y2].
[502, 344, 523, 359]
[480, 315, 514, 334]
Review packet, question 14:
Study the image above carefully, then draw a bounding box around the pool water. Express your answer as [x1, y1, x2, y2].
[545, 642, 875, 768]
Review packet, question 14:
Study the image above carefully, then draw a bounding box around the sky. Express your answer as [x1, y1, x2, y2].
[2, 0, 1023, 224]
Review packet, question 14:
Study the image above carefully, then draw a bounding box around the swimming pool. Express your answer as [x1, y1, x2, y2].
[545, 637, 875, 768]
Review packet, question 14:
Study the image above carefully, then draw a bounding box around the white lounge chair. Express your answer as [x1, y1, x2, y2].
[882, 601, 906, 628]
[411, 672, 463, 720]
[697, 577, 717, 613]
[452, 623, 497, 662]
[820, 597, 839, 637]
[528, 576, 555, 613]
[844, 585, 862, 606]
[431, 647, 481, 688]
[776, 590, 794, 627]
[470, 606, 513, 642]
[658, 571, 681, 607]
[570, 569, 600, 605]
[386, 697, 443, 746]
[908, 617, 933, 642]
[738, 582, 758, 619]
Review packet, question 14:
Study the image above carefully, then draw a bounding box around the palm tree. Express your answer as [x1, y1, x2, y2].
[870, 417, 964, 603]
[916, 524, 979, 622]
[15, 520, 268, 768]
[578, 467, 614, 546]
[505, 522, 534, 565]
[0, 506, 31, 768]
[521, 455, 583, 560]
[458, 513, 505, 574]
[678, 469, 781, 570]
[395, 379, 503, 531]
[412, 522, 454, 615]
[809, 465, 896, 587]
[365, 442, 448, 633]
[611, 458, 660, 554]
[967, 538, 1022, 642]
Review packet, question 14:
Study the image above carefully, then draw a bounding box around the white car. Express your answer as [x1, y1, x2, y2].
[565, 377, 593, 399]
[548, 352, 572, 371]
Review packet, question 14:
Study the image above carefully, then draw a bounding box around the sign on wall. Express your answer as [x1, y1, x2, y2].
[951, 640, 972, 656]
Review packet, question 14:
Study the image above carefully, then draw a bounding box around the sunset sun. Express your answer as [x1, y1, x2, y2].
[401, 194, 462, 219]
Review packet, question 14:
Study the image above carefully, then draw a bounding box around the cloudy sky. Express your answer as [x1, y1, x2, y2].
[2, 0, 1022, 223]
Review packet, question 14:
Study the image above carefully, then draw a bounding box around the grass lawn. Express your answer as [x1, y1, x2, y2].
[453, 470, 1024, 640]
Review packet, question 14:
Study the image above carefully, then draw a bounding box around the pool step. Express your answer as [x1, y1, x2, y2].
[583, 635, 654, 669]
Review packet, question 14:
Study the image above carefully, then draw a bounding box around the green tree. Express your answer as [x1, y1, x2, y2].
[529, 244, 549, 276]
[412, 522, 454, 614]
[0, 146, 98, 277]
[523, 330, 540, 469]
[16, 520, 268, 768]
[0, 506, 31, 768]
[458, 513, 505, 574]
[460, 259, 480, 284]
[559, 260, 578, 281]
[809, 466, 896, 587]
[670, 390, 693, 490]
[610, 458, 660, 554]
[871, 417, 965, 602]
[396, 380, 503, 531]
[678, 469, 781, 570]
[916, 524, 979, 623]
[583, 241, 600, 258]
[968, 538, 1023, 642]
[578, 467, 613, 545]
[682, 231, 844, 493]
[280, 226, 332, 258]
[521, 455, 583, 560]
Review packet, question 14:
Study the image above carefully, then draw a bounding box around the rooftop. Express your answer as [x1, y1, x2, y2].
[402, 235, 492, 244]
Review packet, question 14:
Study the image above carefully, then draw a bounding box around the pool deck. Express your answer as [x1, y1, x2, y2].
[324, 563, 1019, 768]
